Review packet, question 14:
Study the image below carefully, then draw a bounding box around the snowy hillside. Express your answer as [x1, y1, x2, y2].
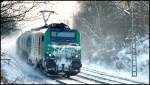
[82, 35, 149, 83]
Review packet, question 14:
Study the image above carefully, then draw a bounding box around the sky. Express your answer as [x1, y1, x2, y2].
[15, 1, 81, 31]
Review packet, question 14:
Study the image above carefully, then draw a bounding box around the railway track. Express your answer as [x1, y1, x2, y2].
[49, 67, 145, 84]
[49, 76, 85, 84]
[53, 76, 106, 84]
[81, 67, 145, 84]
[78, 72, 122, 84]
[48, 74, 102, 84]
[54, 78, 84, 84]
[45, 72, 106, 84]
[72, 74, 106, 84]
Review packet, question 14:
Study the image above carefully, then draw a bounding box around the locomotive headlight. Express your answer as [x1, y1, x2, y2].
[49, 54, 52, 57]
[72, 50, 80, 58]
[49, 53, 55, 58]
[75, 55, 79, 58]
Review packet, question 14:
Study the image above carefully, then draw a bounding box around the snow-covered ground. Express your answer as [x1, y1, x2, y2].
[82, 63, 148, 84]
[80, 30, 149, 84]
[1, 31, 59, 84]
[82, 35, 149, 84]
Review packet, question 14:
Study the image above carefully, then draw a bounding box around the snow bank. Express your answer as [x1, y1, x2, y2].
[1, 31, 58, 84]
[82, 35, 149, 84]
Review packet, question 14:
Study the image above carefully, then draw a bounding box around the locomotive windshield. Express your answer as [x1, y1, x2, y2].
[51, 31, 76, 44]
[52, 31, 75, 38]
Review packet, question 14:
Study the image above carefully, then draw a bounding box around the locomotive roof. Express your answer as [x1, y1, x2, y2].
[31, 23, 77, 32]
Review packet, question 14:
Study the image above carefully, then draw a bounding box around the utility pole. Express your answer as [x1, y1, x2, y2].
[113, 1, 138, 77]
[131, 1, 137, 77]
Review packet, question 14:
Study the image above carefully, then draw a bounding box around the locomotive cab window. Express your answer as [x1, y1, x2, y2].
[51, 32, 75, 37]
[51, 31, 76, 44]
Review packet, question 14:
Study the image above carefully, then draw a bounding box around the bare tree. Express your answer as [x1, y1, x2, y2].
[1, 1, 39, 38]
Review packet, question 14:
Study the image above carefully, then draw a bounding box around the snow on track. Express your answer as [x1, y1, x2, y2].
[81, 67, 145, 84]
[71, 75, 102, 84]
[55, 78, 84, 84]
[79, 72, 122, 84]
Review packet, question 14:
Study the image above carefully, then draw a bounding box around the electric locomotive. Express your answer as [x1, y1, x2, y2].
[17, 23, 82, 77]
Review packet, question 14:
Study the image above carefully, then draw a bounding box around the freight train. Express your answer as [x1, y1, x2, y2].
[17, 23, 82, 77]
